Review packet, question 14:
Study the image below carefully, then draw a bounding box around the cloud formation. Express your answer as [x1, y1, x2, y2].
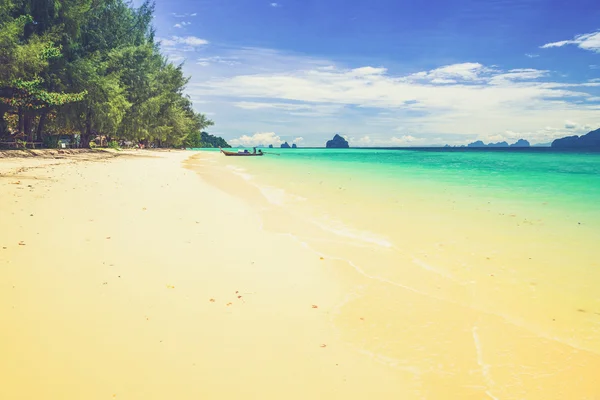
[234, 101, 343, 116]
[349, 135, 422, 147]
[172, 12, 197, 18]
[184, 47, 600, 145]
[541, 30, 600, 53]
[564, 120, 578, 129]
[196, 56, 240, 67]
[228, 132, 283, 147]
[159, 36, 208, 47]
[228, 132, 305, 147]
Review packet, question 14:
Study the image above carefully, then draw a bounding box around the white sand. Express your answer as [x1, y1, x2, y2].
[0, 151, 406, 399]
[2, 150, 599, 400]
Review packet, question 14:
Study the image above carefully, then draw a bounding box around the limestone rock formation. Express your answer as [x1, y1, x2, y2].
[552, 128, 600, 149]
[325, 134, 349, 148]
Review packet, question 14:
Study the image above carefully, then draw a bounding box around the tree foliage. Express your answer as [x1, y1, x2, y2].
[0, 0, 220, 147]
[185, 131, 230, 148]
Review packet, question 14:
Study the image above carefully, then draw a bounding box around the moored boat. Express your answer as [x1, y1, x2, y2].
[219, 147, 264, 156]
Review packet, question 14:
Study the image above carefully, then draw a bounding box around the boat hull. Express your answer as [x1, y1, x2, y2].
[220, 148, 264, 156]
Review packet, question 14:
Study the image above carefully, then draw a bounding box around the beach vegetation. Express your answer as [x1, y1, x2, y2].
[184, 131, 231, 148]
[0, 0, 220, 148]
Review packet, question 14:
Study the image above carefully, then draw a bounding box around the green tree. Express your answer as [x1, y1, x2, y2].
[1, 0, 220, 148]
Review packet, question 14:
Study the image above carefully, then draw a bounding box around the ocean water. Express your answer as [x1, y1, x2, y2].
[236, 148, 600, 211]
[192, 148, 600, 398]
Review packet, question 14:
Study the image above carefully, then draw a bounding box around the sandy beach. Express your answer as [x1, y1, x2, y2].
[2, 150, 599, 399]
[0, 151, 407, 399]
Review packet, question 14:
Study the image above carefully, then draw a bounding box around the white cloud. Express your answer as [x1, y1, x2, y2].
[196, 56, 240, 67]
[351, 66, 387, 76]
[430, 78, 457, 84]
[174, 23, 182, 28]
[159, 36, 208, 48]
[184, 47, 600, 145]
[233, 101, 343, 116]
[348, 135, 424, 147]
[391, 135, 417, 144]
[172, 12, 197, 18]
[270, 3, 280, 7]
[565, 120, 578, 129]
[525, 53, 539, 58]
[541, 30, 600, 53]
[180, 36, 208, 46]
[407, 62, 488, 83]
[229, 132, 283, 147]
[489, 68, 549, 84]
[197, 61, 210, 67]
[292, 137, 303, 144]
[195, 62, 577, 117]
[350, 135, 372, 146]
[235, 102, 307, 111]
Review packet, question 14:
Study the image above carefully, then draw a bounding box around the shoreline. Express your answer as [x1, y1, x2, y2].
[1, 150, 599, 399]
[188, 151, 600, 398]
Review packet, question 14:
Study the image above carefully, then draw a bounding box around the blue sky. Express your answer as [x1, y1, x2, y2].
[147, 0, 600, 146]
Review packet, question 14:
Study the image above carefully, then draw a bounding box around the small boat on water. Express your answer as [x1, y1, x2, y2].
[220, 147, 264, 156]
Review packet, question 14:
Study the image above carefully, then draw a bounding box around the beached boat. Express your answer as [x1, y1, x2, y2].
[220, 147, 264, 156]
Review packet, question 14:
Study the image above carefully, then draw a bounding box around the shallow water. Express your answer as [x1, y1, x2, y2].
[193, 148, 600, 398]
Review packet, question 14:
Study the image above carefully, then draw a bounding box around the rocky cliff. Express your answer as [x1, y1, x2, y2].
[467, 139, 530, 148]
[326, 134, 349, 148]
[551, 128, 600, 149]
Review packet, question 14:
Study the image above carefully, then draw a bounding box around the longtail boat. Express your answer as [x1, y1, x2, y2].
[219, 147, 264, 156]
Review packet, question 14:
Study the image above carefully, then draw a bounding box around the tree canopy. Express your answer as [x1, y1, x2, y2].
[0, 0, 223, 148]
[185, 131, 231, 148]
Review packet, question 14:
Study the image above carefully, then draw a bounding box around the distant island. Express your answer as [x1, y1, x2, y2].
[551, 128, 600, 149]
[292, 143, 297, 148]
[281, 142, 291, 148]
[326, 134, 349, 148]
[467, 139, 530, 148]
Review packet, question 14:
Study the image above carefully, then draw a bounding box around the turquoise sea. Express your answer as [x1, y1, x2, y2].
[201, 147, 600, 221]
[252, 148, 599, 199]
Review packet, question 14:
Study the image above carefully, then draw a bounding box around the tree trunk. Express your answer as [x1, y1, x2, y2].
[24, 113, 33, 142]
[36, 110, 48, 143]
[81, 109, 92, 148]
[0, 104, 9, 137]
[18, 108, 24, 135]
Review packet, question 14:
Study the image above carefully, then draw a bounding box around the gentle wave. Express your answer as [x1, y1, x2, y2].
[254, 184, 307, 206]
[257, 186, 287, 206]
[310, 217, 393, 248]
[226, 165, 253, 181]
